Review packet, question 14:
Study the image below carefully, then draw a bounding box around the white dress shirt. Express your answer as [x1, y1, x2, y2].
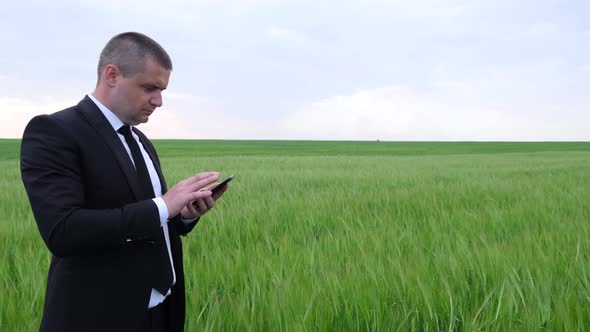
[88, 94, 177, 309]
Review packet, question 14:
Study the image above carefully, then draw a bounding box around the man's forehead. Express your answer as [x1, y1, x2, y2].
[138, 59, 170, 86]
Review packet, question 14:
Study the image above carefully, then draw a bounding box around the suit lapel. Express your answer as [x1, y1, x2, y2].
[76, 96, 144, 200]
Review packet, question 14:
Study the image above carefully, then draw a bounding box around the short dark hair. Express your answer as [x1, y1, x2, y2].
[97, 32, 172, 79]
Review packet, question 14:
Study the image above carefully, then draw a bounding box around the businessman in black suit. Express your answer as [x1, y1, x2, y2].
[20, 32, 226, 332]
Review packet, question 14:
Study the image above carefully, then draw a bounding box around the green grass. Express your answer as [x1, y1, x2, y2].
[1, 139, 589, 331]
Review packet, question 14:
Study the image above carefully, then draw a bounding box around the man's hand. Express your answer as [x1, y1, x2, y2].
[162, 172, 219, 218]
[180, 181, 229, 219]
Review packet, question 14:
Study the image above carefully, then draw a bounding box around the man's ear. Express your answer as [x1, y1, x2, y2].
[103, 64, 120, 88]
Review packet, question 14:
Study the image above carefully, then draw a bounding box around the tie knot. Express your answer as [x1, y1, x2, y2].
[117, 125, 132, 137]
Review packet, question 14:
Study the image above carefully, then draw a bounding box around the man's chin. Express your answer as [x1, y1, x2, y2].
[131, 117, 149, 126]
[140, 112, 153, 124]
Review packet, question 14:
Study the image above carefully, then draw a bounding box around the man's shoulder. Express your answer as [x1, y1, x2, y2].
[23, 98, 90, 139]
[26, 99, 83, 125]
[46, 102, 84, 123]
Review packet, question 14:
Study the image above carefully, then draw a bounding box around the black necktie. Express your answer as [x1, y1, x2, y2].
[117, 125, 156, 200]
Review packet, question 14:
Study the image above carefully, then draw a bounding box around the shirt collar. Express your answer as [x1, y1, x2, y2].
[87, 93, 126, 132]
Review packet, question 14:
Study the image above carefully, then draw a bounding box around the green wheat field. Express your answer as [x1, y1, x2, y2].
[1, 139, 589, 331]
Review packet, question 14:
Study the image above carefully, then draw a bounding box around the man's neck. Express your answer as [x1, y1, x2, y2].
[88, 92, 126, 130]
[90, 89, 110, 109]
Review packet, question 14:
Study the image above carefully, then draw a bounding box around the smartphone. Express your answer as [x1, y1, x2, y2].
[211, 175, 234, 195]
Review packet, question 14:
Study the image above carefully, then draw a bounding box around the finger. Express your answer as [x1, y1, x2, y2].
[204, 196, 215, 209]
[186, 200, 199, 216]
[188, 175, 219, 192]
[190, 190, 212, 201]
[188, 172, 219, 184]
[204, 182, 219, 191]
[195, 198, 208, 212]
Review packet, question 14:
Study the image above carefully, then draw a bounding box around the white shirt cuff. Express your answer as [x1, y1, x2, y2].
[181, 216, 199, 225]
[152, 197, 169, 226]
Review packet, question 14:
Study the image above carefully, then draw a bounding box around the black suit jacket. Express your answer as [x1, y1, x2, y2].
[20, 96, 197, 332]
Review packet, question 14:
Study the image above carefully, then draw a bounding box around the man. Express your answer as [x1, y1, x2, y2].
[20, 32, 226, 332]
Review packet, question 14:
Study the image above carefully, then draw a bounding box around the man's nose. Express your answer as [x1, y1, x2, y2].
[150, 92, 163, 107]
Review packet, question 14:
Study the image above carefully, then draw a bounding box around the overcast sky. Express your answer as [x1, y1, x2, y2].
[1, 0, 589, 140]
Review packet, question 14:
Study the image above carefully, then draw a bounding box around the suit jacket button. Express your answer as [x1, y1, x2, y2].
[147, 240, 156, 246]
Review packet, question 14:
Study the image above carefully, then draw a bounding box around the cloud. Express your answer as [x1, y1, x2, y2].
[140, 93, 269, 139]
[280, 86, 414, 140]
[525, 22, 560, 37]
[164, 91, 209, 102]
[1, 0, 588, 141]
[0, 93, 269, 140]
[279, 83, 589, 141]
[367, 0, 471, 18]
[268, 26, 306, 47]
[0, 97, 79, 138]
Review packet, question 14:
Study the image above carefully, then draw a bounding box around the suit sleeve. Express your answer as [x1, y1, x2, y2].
[21, 115, 162, 257]
[170, 216, 199, 236]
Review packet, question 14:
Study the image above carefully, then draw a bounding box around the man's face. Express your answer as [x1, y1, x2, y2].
[112, 58, 171, 126]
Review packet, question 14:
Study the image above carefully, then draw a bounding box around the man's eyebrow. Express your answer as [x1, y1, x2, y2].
[145, 84, 167, 91]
